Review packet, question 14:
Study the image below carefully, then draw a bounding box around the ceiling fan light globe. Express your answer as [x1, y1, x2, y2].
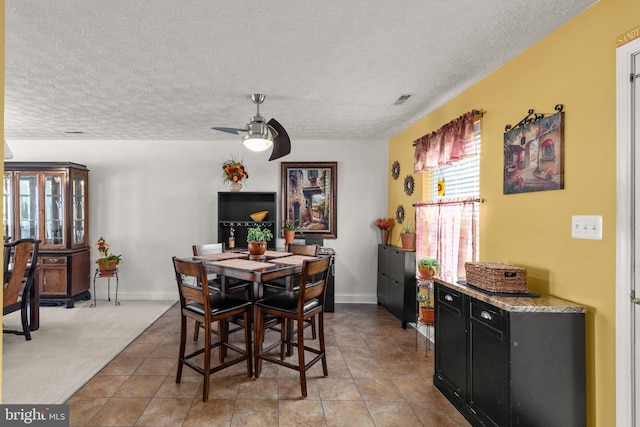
[243, 135, 273, 152]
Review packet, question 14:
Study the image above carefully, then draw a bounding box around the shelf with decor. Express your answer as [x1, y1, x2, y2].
[217, 192, 277, 250]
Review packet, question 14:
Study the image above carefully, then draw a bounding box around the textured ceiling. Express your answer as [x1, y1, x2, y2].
[4, 0, 596, 143]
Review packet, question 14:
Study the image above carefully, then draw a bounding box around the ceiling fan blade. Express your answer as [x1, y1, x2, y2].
[212, 127, 244, 135]
[267, 118, 291, 161]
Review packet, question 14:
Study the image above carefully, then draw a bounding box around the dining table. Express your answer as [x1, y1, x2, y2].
[191, 249, 323, 356]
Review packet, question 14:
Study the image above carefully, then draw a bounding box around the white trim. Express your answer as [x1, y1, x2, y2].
[616, 36, 640, 427]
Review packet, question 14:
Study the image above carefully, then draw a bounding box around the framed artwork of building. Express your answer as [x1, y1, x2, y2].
[281, 162, 337, 238]
[503, 109, 565, 194]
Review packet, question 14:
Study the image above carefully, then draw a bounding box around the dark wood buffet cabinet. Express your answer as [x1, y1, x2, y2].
[4, 162, 90, 307]
[434, 280, 586, 427]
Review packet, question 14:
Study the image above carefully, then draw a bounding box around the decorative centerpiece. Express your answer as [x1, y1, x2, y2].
[246, 225, 273, 259]
[375, 217, 395, 245]
[94, 236, 122, 276]
[417, 258, 440, 280]
[222, 159, 249, 192]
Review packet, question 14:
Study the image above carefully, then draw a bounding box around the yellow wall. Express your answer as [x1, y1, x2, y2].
[389, 0, 637, 424]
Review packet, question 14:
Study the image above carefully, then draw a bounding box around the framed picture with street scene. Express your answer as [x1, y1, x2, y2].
[281, 162, 337, 238]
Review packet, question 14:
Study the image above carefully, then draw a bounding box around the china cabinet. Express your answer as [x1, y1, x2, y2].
[4, 162, 90, 307]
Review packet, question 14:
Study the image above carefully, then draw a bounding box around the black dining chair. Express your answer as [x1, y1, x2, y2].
[172, 256, 253, 402]
[254, 256, 331, 397]
[3, 238, 40, 341]
[192, 242, 250, 341]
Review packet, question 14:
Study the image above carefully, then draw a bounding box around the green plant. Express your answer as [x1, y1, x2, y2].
[416, 291, 432, 305]
[418, 258, 440, 268]
[247, 226, 274, 242]
[93, 236, 123, 268]
[282, 220, 294, 231]
[401, 222, 413, 234]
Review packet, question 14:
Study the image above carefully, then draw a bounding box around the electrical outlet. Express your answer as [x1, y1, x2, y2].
[571, 215, 603, 240]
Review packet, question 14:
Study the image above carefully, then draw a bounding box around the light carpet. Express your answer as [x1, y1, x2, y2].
[2, 299, 176, 404]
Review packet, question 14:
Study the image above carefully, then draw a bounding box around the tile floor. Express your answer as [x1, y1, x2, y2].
[67, 303, 469, 426]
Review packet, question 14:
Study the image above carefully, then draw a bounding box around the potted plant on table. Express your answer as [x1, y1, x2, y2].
[417, 258, 440, 280]
[247, 225, 274, 259]
[94, 236, 122, 276]
[282, 220, 295, 247]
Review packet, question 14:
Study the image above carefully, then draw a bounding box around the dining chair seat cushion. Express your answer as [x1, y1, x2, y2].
[185, 294, 251, 317]
[257, 291, 320, 315]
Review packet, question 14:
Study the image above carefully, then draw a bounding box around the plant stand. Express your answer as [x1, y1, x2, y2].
[90, 267, 120, 307]
[416, 278, 435, 357]
[415, 313, 434, 357]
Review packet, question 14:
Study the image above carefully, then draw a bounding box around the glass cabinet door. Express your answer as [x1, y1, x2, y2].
[71, 169, 88, 247]
[42, 172, 66, 248]
[16, 172, 39, 241]
[3, 172, 13, 241]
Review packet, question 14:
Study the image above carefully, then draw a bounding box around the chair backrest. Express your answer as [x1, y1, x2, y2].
[304, 235, 324, 247]
[4, 239, 40, 308]
[192, 243, 224, 257]
[172, 257, 210, 316]
[288, 244, 320, 256]
[297, 256, 331, 307]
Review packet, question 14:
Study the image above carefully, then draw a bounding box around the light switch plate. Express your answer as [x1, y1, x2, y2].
[571, 215, 603, 240]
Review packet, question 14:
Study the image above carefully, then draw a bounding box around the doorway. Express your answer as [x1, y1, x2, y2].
[616, 36, 640, 427]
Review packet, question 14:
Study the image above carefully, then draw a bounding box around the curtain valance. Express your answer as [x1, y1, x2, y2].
[413, 110, 481, 173]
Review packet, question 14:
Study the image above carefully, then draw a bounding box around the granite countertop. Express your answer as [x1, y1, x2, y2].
[433, 278, 586, 314]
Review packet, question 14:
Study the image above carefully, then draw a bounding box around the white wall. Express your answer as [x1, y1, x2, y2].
[7, 139, 388, 303]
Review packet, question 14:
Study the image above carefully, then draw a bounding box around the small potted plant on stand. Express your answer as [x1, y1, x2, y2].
[282, 220, 295, 249]
[417, 258, 440, 280]
[247, 225, 274, 259]
[417, 283, 435, 324]
[399, 222, 415, 251]
[94, 236, 122, 277]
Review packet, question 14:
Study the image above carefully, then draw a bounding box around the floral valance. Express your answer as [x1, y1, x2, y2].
[414, 110, 481, 173]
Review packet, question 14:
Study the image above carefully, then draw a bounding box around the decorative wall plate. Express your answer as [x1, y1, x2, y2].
[396, 204, 405, 224]
[391, 161, 400, 180]
[404, 175, 415, 196]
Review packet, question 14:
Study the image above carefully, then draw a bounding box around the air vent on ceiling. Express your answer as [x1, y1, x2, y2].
[394, 94, 412, 105]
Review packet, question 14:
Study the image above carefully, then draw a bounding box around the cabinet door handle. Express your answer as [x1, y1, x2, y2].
[48, 258, 60, 263]
[444, 294, 454, 302]
[480, 310, 492, 321]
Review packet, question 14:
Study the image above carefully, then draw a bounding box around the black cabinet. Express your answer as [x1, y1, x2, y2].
[218, 192, 277, 250]
[434, 281, 586, 427]
[376, 244, 416, 328]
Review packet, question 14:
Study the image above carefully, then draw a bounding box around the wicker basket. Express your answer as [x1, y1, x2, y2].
[465, 262, 527, 293]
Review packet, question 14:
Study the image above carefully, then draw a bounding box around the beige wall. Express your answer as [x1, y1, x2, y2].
[1, 0, 5, 402]
[389, 0, 638, 424]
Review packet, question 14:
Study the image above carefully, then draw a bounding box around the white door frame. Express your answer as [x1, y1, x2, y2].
[616, 36, 640, 427]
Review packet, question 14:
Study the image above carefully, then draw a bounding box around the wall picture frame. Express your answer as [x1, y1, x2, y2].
[503, 109, 565, 194]
[281, 162, 337, 239]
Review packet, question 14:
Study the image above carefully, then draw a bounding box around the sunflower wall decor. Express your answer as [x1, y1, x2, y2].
[404, 175, 415, 196]
[391, 161, 400, 180]
[396, 204, 405, 224]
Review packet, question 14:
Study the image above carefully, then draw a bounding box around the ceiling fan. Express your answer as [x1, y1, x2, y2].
[212, 94, 291, 161]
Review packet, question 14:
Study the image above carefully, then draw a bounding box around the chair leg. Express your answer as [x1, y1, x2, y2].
[21, 305, 31, 341]
[176, 316, 187, 384]
[203, 319, 212, 402]
[319, 312, 328, 377]
[297, 318, 307, 398]
[310, 315, 317, 340]
[244, 308, 253, 378]
[193, 320, 200, 341]
[254, 305, 264, 378]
